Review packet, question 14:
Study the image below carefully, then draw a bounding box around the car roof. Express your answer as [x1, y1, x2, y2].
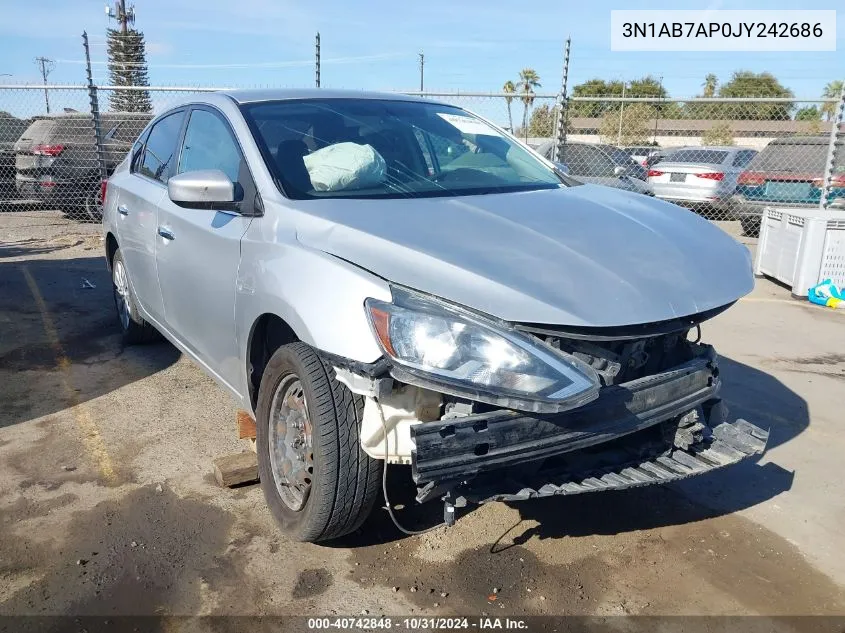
[767, 135, 840, 146]
[222, 88, 439, 106]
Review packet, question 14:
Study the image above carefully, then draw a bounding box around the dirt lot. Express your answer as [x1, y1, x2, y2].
[2, 211, 845, 624]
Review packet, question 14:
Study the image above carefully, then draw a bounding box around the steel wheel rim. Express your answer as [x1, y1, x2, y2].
[268, 374, 314, 511]
[113, 260, 131, 331]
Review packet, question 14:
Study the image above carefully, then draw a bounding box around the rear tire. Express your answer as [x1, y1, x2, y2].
[84, 183, 104, 223]
[740, 217, 760, 238]
[256, 342, 382, 542]
[111, 248, 159, 344]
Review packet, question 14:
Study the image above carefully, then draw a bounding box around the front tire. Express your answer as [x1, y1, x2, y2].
[111, 248, 159, 344]
[256, 342, 381, 542]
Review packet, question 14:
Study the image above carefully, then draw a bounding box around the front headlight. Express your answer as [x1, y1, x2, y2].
[365, 288, 600, 413]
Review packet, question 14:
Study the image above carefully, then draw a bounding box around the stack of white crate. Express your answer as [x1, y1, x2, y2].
[754, 207, 845, 297]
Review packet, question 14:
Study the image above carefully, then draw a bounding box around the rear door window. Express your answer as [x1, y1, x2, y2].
[665, 149, 729, 164]
[138, 111, 185, 184]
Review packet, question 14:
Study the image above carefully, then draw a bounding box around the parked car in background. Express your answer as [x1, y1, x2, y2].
[0, 112, 29, 199]
[647, 146, 757, 216]
[14, 112, 151, 220]
[733, 136, 845, 236]
[103, 89, 765, 542]
[537, 140, 654, 196]
[644, 148, 674, 168]
[619, 145, 660, 166]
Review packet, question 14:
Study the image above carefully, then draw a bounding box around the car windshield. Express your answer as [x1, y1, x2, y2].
[241, 98, 567, 200]
[664, 149, 729, 164]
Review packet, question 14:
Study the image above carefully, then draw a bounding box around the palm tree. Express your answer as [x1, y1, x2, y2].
[517, 68, 541, 139]
[502, 80, 516, 132]
[821, 80, 844, 121]
[702, 73, 718, 98]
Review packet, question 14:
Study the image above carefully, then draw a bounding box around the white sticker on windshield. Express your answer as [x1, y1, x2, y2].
[436, 112, 496, 136]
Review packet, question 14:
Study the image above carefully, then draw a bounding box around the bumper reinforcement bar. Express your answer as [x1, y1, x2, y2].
[466, 418, 768, 503]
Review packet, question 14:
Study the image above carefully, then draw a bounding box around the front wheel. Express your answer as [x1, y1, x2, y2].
[256, 342, 382, 542]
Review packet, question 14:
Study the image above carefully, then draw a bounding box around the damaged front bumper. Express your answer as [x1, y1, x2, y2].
[411, 349, 768, 504]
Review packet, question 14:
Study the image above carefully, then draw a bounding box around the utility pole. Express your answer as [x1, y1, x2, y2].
[820, 79, 845, 210]
[553, 36, 571, 163]
[616, 81, 627, 146]
[106, 0, 134, 34]
[653, 74, 664, 144]
[418, 52, 424, 92]
[34, 56, 54, 113]
[315, 32, 321, 88]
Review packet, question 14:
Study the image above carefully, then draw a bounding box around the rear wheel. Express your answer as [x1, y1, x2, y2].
[83, 183, 104, 222]
[740, 216, 760, 238]
[111, 248, 159, 344]
[256, 342, 381, 542]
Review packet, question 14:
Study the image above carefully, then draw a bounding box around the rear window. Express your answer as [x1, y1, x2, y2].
[664, 149, 729, 164]
[748, 141, 844, 173]
[52, 118, 96, 139]
[19, 119, 56, 142]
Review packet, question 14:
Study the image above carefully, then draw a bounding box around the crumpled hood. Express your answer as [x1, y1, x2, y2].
[293, 185, 753, 327]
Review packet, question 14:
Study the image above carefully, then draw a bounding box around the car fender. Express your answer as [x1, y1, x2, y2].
[235, 235, 391, 409]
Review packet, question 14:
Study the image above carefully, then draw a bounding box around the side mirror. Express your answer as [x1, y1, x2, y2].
[168, 169, 235, 207]
[613, 165, 626, 177]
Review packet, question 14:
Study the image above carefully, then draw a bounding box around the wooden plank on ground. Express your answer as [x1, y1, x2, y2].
[213, 452, 259, 487]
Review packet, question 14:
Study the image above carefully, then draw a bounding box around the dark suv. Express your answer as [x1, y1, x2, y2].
[733, 135, 845, 236]
[14, 112, 151, 220]
[0, 113, 29, 198]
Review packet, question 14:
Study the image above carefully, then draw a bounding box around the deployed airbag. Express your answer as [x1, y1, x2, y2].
[304, 142, 386, 192]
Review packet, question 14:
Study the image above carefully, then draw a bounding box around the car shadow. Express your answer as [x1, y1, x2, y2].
[340, 354, 805, 548]
[0, 249, 180, 429]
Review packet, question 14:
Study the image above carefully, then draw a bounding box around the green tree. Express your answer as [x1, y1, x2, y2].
[702, 74, 718, 98]
[527, 103, 557, 138]
[107, 27, 152, 113]
[701, 122, 735, 146]
[716, 71, 794, 120]
[599, 103, 652, 146]
[821, 80, 844, 121]
[502, 80, 516, 132]
[517, 69, 541, 139]
[795, 105, 821, 121]
[571, 76, 672, 118]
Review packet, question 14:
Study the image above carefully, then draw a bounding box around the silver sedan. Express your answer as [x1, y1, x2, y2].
[101, 90, 761, 542]
[647, 146, 757, 214]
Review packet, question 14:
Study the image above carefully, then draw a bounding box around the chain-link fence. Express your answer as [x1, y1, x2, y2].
[0, 85, 214, 223]
[1, 85, 843, 234]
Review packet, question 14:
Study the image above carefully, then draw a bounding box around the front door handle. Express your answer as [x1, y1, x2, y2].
[117, 204, 129, 216]
[157, 226, 175, 241]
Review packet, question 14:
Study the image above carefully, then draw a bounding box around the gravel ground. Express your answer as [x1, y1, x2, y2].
[1, 211, 844, 623]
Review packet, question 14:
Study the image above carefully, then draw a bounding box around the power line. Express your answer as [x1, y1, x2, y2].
[34, 56, 54, 113]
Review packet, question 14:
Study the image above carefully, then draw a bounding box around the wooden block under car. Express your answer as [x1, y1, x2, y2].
[237, 409, 257, 439]
[213, 452, 259, 487]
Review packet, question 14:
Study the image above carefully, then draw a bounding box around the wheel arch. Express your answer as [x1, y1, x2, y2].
[105, 232, 119, 270]
[246, 313, 300, 410]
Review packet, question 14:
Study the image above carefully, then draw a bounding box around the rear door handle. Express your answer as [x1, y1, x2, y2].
[157, 226, 175, 241]
[117, 204, 129, 216]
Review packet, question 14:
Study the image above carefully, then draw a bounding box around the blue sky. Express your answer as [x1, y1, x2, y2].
[0, 0, 841, 98]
